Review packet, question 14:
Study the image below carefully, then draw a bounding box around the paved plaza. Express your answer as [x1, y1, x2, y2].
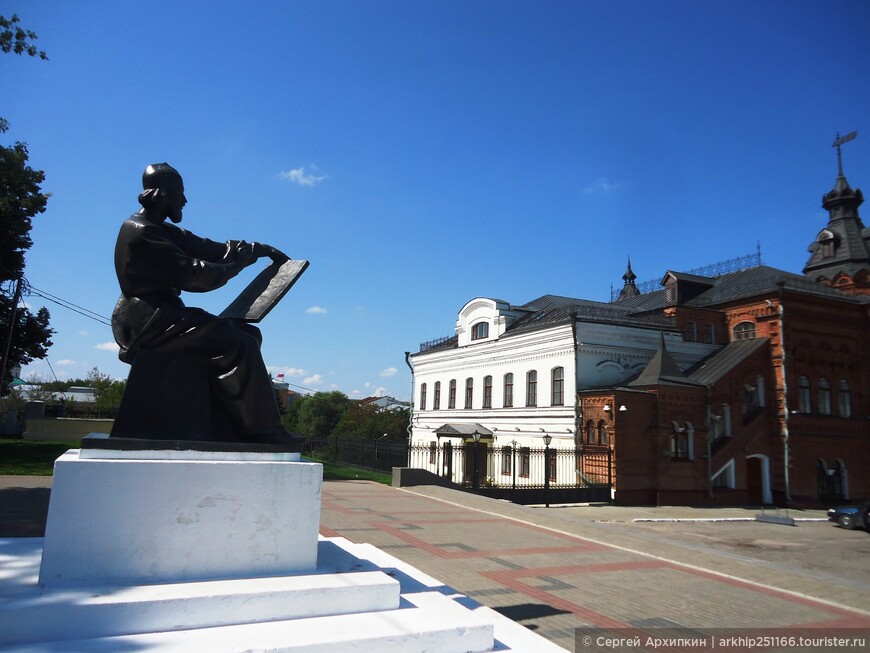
[2, 475, 869, 652]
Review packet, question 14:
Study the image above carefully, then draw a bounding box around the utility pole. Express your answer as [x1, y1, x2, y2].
[0, 277, 23, 394]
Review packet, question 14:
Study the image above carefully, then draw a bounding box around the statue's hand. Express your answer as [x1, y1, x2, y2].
[233, 240, 258, 267]
[263, 244, 290, 264]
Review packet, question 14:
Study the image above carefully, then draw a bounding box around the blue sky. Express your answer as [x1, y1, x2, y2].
[3, 0, 868, 400]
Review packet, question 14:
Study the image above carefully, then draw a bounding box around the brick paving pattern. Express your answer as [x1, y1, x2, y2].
[320, 481, 870, 652]
[3, 475, 869, 652]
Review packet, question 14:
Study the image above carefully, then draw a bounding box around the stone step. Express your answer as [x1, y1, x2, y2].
[0, 570, 400, 647]
[8, 597, 495, 653]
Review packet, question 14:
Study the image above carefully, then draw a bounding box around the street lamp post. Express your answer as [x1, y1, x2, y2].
[472, 430, 482, 491]
[543, 433, 552, 507]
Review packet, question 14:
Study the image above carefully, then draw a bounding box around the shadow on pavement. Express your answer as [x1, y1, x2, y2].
[0, 487, 50, 537]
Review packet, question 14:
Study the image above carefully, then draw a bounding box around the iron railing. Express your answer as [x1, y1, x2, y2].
[407, 442, 611, 490]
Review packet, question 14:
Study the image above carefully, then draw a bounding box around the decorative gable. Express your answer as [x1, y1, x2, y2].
[455, 298, 523, 347]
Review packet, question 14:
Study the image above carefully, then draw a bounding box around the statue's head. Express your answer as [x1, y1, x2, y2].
[138, 163, 186, 223]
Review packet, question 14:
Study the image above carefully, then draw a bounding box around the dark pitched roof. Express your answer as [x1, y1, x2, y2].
[629, 332, 705, 388]
[688, 337, 769, 386]
[804, 174, 870, 279]
[617, 265, 869, 311]
[685, 265, 868, 306]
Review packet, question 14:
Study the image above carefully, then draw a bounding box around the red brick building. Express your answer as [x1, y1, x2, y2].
[581, 166, 870, 506]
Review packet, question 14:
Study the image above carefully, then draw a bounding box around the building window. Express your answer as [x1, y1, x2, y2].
[551, 367, 564, 406]
[503, 373, 513, 408]
[419, 383, 427, 411]
[483, 376, 493, 409]
[670, 429, 688, 459]
[743, 381, 759, 416]
[838, 379, 852, 418]
[500, 446, 512, 475]
[597, 420, 607, 446]
[703, 323, 715, 344]
[448, 379, 456, 409]
[433, 381, 441, 410]
[429, 441, 437, 464]
[548, 449, 557, 482]
[526, 370, 537, 407]
[519, 447, 530, 477]
[798, 375, 811, 414]
[818, 378, 831, 416]
[733, 321, 756, 341]
[586, 420, 595, 445]
[686, 321, 697, 342]
[817, 459, 844, 501]
[471, 322, 489, 340]
[465, 378, 473, 409]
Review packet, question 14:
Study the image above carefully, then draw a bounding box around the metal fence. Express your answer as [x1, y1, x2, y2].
[407, 442, 611, 490]
[300, 436, 613, 504]
[302, 436, 409, 473]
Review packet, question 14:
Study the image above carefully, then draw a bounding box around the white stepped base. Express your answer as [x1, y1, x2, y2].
[0, 535, 567, 652]
[1, 569, 400, 645]
[7, 595, 494, 653]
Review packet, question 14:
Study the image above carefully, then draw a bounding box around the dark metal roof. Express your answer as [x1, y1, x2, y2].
[685, 265, 868, 306]
[687, 337, 769, 386]
[628, 332, 706, 388]
[434, 423, 493, 437]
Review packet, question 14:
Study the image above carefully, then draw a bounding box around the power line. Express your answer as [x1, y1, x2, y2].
[25, 282, 112, 327]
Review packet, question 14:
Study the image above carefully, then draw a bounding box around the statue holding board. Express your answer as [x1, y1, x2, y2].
[109, 163, 307, 448]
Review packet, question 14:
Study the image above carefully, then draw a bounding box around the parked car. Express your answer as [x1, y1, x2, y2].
[827, 502, 870, 530]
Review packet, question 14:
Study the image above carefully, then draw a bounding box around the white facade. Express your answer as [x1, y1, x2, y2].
[410, 296, 719, 453]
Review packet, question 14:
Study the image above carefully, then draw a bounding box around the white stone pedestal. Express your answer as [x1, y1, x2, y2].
[39, 448, 322, 587]
[0, 447, 566, 651]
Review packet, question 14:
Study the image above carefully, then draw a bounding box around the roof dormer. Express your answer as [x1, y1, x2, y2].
[455, 298, 524, 347]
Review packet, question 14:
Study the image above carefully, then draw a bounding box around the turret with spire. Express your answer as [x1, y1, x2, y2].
[803, 132, 870, 294]
[617, 256, 640, 301]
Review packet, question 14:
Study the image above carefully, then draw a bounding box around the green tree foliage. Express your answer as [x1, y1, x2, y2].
[86, 367, 126, 412]
[282, 390, 410, 440]
[0, 14, 47, 59]
[293, 391, 351, 438]
[0, 142, 53, 394]
[0, 13, 47, 133]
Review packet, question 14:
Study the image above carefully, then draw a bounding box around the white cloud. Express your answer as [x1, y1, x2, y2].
[267, 366, 307, 377]
[94, 342, 120, 351]
[372, 386, 388, 397]
[582, 177, 624, 196]
[380, 367, 397, 377]
[56, 359, 76, 366]
[304, 373, 324, 386]
[306, 306, 327, 315]
[279, 166, 327, 187]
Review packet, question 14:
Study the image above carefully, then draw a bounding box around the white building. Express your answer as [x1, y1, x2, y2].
[409, 293, 719, 454]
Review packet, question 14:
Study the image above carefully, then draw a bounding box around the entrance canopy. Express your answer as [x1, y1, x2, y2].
[434, 423, 493, 439]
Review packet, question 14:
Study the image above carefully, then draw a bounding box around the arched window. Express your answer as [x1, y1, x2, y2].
[597, 420, 607, 446]
[585, 420, 595, 445]
[838, 379, 852, 418]
[483, 375, 493, 409]
[670, 427, 688, 459]
[817, 459, 844, 501]
[797, 375, 811, 414]
[419, 383, 427, 411]
[526, 370, 537, 407]
[471, 322, 489, 340]
[503, 373, 513, 408]
[464, 378, 474, 409]
[433, 381, 441, 410]
[551, 367, 564, 406]
[448, 379, 456, 409]
[818, 378, 831, 416]
[733, 321, 756, 341]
